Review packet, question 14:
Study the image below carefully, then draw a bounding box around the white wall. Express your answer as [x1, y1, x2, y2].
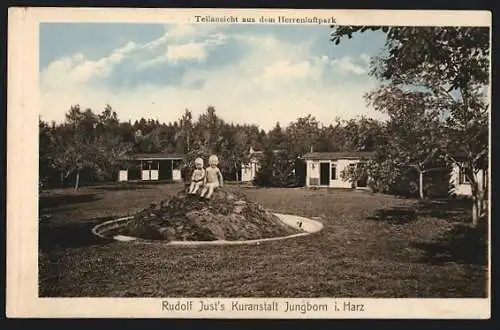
[118, 159, 183, 182]
[331, 159, 359, 188]
[241, 165, 252, 182]
[306, 158, 363, 188]
[141, 170, 151, 181]
[241, 160, 259, 182]
[118, 170, 128, 182]
[450, 164, 485, 196]
[306, 160, 320, 186]
[150, 170, 159, 180]
[172, 169, 182, 181]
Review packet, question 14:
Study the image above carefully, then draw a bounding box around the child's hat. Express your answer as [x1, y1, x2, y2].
[209, 154, 219, 164]
[194, 157, 204, 165]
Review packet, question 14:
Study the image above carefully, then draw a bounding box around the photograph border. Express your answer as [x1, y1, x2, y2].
[6, 7, 492, 319]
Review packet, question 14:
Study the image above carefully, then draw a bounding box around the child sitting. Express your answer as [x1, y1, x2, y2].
[188, 157, 206, 194]
[200, 154, 224, 199]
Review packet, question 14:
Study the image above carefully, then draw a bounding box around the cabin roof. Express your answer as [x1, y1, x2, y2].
[121, 153, 184, 160]
[249, 149, 285, 160]
[303, 151, 376, 160]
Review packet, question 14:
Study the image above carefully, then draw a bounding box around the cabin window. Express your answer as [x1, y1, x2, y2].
[172, 160, 182, 170]
[331, 164, 337, 180]
[142, 160, 159, 171]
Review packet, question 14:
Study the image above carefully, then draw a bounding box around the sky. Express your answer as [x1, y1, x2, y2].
[39, 23, 389, 131]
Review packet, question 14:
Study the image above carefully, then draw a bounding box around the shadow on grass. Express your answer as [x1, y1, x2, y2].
[416, 198, 472, 220]
[413, 223, 488, 266]
[39, 216, 115, 252]
[367, 207, 417, 224]
[39, 193, 102, 210]
[367, 198, 472, 225]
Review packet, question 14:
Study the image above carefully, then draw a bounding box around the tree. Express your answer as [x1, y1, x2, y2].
[176, 109, 196, 180]
[220, 127, 251, 182]
[46, 105, 132, 190]
[316, 121, 343, 152]
[60, 106, 100, 189]
[174, 108, 223, 182]
[331, 26, 490, 226]
[285, 114, 320, 156]
[267, 122, 286, 150]
[134, 128, 162, 153]
[195, 106, 224, 155]
[365, 86, 445, 198]
[253, 147, 275, 187]
[50, 122, 96, 190]
[177, 109, 193, 154]
[39, 119, 56, 190]
[341, 117, 386, 152]
[253, 147, 296, 188]
[93, 106, 132, 181]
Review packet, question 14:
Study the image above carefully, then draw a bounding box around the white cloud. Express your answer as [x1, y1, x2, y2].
[166, 42, 208, 62]
[165, 24, 197, 39]
[40, 28, 386, 130]
[262, 60, 311, 80]
[332, 56, 367, 75]
[141, 24, 224, 52]
[136, 56, 166, 70]
[141, 25, 198, 51]
[360, 53, 371, 65]
[72, 53, 85, 62]
[119, 41, 138, 53]
[138, 30, 227, 69]
[143, 34, 169, 50]
[41, 40, 137, 90]
[41, 25, 226, 88]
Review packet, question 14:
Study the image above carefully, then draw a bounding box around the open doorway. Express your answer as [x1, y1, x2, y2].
[320, 162, 330, 186]
[355, 162, 368, 188]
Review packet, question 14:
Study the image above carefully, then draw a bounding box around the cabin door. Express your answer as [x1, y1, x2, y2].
[320, 162, 330, 186]
[355, 163, 368, 188]
[159, 160, 173, 180]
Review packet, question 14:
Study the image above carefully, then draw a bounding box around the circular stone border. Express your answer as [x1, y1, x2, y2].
[91, 213, 323, 246]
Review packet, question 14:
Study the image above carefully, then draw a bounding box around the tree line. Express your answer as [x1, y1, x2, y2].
[39, 104, 388, 189]
[39, 101, 473, 200]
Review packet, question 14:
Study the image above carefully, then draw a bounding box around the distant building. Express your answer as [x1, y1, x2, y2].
[118, 153, 184, 182]
[303, 151, 375, 189]
[241, 147, 264, 182]
[450, 163, 487, 197]
[304, 151, 487, 196]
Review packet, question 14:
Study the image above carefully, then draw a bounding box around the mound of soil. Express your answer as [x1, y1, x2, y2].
[120, 189, 302, 241]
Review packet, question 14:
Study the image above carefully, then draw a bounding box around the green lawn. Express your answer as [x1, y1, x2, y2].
[38, 183, 488, 297]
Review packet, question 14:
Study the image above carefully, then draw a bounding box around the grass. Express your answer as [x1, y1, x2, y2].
[38, 183, 488, 298]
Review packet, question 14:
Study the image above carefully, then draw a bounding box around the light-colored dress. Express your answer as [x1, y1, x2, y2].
[191, 169, 206, 182]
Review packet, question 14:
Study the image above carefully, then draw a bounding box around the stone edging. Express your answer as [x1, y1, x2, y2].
[92, 213, 323, 246]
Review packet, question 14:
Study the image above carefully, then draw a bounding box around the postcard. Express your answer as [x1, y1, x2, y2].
[7, 7, 491, 319]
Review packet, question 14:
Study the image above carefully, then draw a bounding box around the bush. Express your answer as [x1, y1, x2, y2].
[342, 159, 453, 198]
[424, 168, 453, 198]
[253, 148, 297, 187]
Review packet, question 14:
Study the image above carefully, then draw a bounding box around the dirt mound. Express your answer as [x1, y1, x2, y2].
[120, 189, 302, 241]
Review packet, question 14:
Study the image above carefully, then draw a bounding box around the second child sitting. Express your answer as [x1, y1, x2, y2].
[188, 157, 206, 194]
[200, 154, 224, 199]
